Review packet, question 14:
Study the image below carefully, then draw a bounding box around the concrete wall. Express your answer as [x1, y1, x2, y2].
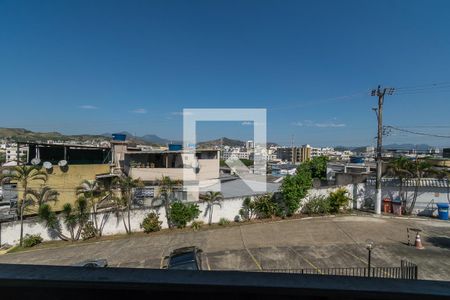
[363, 185, 449, 216]
[2, 183, 446, 245]
[300, 184, 365, 211]
[128, 158, 219, 182]
[18, 164, 110, 213]
[0, 196, 248, 245]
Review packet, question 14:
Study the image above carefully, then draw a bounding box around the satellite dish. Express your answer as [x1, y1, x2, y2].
[31, 158, 41, 165]
[43, 161, 52, 169]
[58, 160, 68, 167]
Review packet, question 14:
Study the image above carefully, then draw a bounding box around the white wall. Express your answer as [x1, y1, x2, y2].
[0, 196, 249, 245]
[2, 183, 446, 245]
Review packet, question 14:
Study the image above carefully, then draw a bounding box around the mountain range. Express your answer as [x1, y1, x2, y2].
[0, 128, 440, 150]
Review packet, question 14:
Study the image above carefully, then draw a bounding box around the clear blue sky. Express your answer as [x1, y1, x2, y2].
[1, 0, 450, 147]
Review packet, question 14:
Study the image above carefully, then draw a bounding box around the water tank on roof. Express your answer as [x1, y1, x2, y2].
[112, 133, 126, 141]
[350, 156, 365, 164]
[168, 144, 182, 151]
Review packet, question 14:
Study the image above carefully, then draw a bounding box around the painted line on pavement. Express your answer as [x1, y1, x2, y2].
[288, 247, 322, 274]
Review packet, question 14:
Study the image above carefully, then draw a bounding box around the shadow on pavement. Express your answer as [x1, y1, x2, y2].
[426, 236, 450, 249]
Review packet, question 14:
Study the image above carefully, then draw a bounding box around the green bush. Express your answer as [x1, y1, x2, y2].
[23, 234, 43, 248]
[303, 195, 331, 215]
[328, 188, 351, 213]
[254, 194, 278, 219]
[191, 220, 204, 231]
[239, 197, 256, 221]
[140, 212, 162, 233]
[218, 218, 230, 226]
[169, 201, 201, 228]
[81, 221, 98, 240]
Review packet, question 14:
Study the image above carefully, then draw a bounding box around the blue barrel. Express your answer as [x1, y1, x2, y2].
[436, 203, 449, 220]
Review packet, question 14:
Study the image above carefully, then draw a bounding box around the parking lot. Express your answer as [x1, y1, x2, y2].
[0, 215, 449, 281]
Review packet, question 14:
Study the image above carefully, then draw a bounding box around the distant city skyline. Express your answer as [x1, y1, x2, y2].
[1, 0, 450, 147]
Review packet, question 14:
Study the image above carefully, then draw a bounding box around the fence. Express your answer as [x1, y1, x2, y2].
[257, 260, 418, 280]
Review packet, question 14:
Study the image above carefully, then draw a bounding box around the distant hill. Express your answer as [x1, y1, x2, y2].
[197, 137, 245, 148]
[100, 131, 177, 145]
[335, 143, 436, 153]
[0, 128, 107, 143]
[197, 137, 278, 148]
[0, 128, 164, 146]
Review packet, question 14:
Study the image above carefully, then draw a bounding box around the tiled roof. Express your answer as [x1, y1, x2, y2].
[366, 177, 449, 188]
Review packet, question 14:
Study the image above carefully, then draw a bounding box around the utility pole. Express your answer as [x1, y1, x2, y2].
[290, 134, 295, 164]
[371, 85, 395, 214]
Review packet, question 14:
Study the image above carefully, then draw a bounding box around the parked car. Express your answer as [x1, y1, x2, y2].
[73, 259, 108, 268]
[164, 246, 203, 270]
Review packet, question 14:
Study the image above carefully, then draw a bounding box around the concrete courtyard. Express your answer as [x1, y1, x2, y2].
[0, 214, 449, 281]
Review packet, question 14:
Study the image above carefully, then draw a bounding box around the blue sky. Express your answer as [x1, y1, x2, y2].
[1, 0, 450, 146]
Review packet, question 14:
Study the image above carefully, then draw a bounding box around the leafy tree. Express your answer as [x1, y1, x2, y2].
[201, 191, 223, 225]
[169, 201, 200, 228]
[112, 176, 143, 234]
[386, 157, 413, 205]
[302, 156, 329, 180]
[76, 179, 106, 236]
[0, 165, 47, 246]
[156, 176, 181, 228]
[280, 167, 312, 216]
[0, 152, 5, 164]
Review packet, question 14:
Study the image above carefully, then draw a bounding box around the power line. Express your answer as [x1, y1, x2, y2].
[385, 125, 450, 139]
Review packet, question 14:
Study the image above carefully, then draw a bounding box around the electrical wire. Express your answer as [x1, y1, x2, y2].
[385, 125, 450, 139]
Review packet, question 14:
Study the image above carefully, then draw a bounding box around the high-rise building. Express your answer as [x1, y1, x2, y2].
[276, 145, 311, 163]
[443, 148, 450, 158]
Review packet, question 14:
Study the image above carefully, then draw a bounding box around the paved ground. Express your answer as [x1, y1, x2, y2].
[0, 215, 449, 281]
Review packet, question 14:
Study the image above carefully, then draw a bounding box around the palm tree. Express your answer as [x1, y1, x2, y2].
[112, 176, 143, 234]
[28, 186, 59, 208]
[76, 179, 105, 236]
[62, 196, 90, 241]
[156, 176, 181, 228]
[0, 165, 47, 246]
[202, 191, 223, 225]
[386, 157, 413, 205]
[408, 159, 434, 215]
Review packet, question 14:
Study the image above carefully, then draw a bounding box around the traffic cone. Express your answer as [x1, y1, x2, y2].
[414, 232, 424, 250]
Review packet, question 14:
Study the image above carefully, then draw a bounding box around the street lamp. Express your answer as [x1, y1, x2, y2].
[366, 239, 374, 277]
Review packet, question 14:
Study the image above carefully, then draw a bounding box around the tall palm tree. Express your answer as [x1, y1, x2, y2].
[76, 179, 105, 236]
[408, 159, 434, 215]
[202, 191, 223, 225]
[0, 165, 47, 246]
[112, 176, 143, 234]
[386, 157, 413, 205]
[156, 176, 181, 228]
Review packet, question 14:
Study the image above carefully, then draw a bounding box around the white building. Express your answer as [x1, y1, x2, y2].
[222, 148, 251, 160]
[4, 144, 28, 163]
